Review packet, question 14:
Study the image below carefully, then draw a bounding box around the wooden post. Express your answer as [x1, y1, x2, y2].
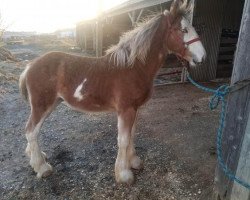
[93, 24, 96, 51]
[84, 34, 87, 51]
[128, 11, 136, 27]
[136, 9, 144, 24]
[96, 0, 103, 57]
[214, 0, 250, 199]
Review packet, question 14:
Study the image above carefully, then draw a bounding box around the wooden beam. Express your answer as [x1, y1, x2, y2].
[128, 12, 135, 26]
[214, 0, 250, 199]
[128, 9, 144, 27]
[135, 9, 144, 23]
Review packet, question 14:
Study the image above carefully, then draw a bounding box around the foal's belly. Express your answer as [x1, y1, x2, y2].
[62, 94, 114, 113]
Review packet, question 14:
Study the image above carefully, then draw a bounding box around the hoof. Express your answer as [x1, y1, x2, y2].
[36, 163, 53, 178]
[131, 156, 143, 170]
[116, 169, 134, 184]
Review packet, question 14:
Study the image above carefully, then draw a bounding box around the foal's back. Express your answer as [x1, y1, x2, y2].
[21, 52, 152, 113]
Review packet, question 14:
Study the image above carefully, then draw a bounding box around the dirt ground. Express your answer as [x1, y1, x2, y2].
[0, 42, 222, 200]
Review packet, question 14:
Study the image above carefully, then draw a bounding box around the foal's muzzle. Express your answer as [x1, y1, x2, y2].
[193, 54, 206, 65]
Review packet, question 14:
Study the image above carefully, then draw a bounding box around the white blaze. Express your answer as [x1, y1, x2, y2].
[181, 18, 206, 66]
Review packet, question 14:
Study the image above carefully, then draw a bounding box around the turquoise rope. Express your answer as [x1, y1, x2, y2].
[187, 73, 250, 189]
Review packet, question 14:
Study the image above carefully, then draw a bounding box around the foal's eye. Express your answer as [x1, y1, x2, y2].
[182, 28, 188, 33]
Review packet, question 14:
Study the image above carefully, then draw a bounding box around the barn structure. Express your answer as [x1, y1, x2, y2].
[65, 0, 250, 199]
[76, 1, 250, 199]
[76, 0, 245, 81]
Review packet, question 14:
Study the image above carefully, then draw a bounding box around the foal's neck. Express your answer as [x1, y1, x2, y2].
[142, 19, 168, 81]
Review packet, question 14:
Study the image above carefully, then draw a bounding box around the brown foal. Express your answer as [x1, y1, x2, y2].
[19, 0, 206, 184]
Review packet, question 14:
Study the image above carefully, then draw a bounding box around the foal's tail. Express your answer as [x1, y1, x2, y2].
[19, 64, 30, 101]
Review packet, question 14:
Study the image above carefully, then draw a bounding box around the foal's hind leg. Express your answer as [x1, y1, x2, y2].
[115, 108, 136, 184]
[25, 104, 56, 178]
[128, 111, 143, 170]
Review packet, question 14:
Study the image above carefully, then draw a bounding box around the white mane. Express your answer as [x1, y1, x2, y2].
[106, 14, 163, 67]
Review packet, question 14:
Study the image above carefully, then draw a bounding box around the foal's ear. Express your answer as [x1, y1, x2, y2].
[170, 0, 192, 20]
[184, 2, 194, 21]
[170, 0, 182, 17]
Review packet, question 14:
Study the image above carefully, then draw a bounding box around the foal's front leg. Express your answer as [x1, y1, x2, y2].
[115, 108, 136, 184]
[128, 111, 143, 170]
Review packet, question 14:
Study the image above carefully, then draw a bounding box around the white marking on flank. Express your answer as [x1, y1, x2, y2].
[73, 79, 87, 101]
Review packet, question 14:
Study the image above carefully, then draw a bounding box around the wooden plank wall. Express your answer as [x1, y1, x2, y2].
[213, 0, 250, 199]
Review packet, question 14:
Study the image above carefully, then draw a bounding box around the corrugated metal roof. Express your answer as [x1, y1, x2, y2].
[105, 0, 171, 17]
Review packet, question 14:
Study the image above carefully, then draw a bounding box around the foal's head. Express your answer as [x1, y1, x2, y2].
[163, 0, 206, 66]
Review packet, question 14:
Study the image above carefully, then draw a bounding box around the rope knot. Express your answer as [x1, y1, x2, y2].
[209, 85, 230, 110]
[186, 73, 230, 110]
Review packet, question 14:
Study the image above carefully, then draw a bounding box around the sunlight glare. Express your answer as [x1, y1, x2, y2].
[1, 0, 127, 33]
